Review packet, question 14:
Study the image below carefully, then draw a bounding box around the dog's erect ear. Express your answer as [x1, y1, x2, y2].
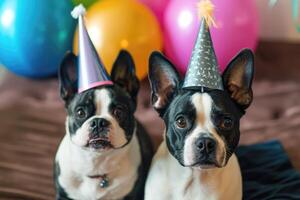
[111, 50, 140, 103]
[148, 51, 180, 115]
[223, 49, 254, 111]
[58, 52, 78, 104]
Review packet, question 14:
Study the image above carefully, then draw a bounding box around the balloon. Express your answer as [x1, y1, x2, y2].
[0, 0, 76, 78]
[139, 0, 170, 28]
[71, 0, 99, 8]
[164, 0, 258, 74]
[73, 0, 162, 80]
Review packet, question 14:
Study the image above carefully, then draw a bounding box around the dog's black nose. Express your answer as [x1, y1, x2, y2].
[91, 118, 110, 130]
[196, 138, 216, 154]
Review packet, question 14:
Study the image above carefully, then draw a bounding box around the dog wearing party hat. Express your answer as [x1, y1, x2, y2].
[145, 1, 254, 199]
[54, 5, 153, 200]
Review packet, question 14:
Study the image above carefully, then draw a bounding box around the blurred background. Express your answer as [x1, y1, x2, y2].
[0, 0, 299, 199]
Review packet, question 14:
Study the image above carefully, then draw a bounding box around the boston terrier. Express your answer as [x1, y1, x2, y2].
[145, 49, 254, 200]
[54, 50, 153, 200]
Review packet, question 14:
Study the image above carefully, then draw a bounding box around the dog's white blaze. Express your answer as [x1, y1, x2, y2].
[183, 93, 226, 166]
[95, 89, 110, 116]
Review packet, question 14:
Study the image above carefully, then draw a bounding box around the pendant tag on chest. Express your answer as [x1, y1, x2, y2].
[99, 175, 109, 188]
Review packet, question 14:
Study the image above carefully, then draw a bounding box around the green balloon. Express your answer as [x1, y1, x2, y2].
[71, 0, 99, 8]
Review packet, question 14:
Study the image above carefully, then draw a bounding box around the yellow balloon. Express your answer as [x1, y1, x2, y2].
[73, 0, 163, 80]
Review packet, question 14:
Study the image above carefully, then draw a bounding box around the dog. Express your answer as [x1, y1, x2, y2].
[54, 50, 153, 200]
[145, 49, 254, 200]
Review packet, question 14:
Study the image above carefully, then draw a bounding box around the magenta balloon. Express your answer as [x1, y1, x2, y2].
[139, 0, 170, 27]
[164, 0, 258, 74]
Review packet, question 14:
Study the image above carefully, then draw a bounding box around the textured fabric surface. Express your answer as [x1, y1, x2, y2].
[237, 141, 300, 199]
[0, 41, 299, 199]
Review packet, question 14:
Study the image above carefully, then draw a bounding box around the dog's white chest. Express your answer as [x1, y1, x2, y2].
[56, 134, 141, 200]
[165, 175, 218, 200]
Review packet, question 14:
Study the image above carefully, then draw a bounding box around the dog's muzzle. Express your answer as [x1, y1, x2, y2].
[88, 118, 112, 149]
[193, 137, 217, 167]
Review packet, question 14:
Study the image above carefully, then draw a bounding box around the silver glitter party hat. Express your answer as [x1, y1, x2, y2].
[182, 1, 223, 91]
[71, 4, 113, 93]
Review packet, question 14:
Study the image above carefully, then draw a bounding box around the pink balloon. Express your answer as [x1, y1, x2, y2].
[139, 0, 170, 27]
[164, 0, 258, 74]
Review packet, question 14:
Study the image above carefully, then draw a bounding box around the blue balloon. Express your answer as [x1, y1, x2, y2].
[0, 0, 76, 78]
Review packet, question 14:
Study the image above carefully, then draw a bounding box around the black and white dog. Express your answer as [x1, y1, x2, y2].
[54, 50, 153, 200]
[145, 49, 254, 200]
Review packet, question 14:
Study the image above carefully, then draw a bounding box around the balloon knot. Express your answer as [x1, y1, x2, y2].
[71, 4, 86, 19]
[197, 0, 217, 28]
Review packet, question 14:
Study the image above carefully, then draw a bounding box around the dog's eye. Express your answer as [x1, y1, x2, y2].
[176, 116, 187, 129]
[113, 106, 124, 121]
[76, 108, 86, 119]
[220, 116, 234, 130]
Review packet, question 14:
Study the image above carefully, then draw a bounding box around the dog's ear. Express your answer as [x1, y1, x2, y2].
[58, 52, 78, 104]
[223, 49, 254, 111]
[111, 50, 140, 104]
[148, 51, 180, 116]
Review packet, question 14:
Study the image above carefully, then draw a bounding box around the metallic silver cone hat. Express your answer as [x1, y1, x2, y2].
[182, 1, 223, 91]
[71, 4, 113, 93]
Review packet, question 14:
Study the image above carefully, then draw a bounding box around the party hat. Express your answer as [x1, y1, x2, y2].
[182, 0, 223, 91]
[71, 4, 113, 93]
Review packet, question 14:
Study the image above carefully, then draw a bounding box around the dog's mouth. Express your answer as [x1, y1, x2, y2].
[184, 158, 221, 169]
[192, 162, 218, 169]
[88, 137, 112, 150]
